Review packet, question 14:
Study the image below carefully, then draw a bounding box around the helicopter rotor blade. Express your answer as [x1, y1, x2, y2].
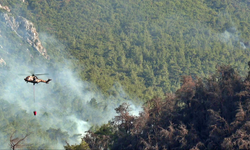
[28, 71, 35, 75]
[34, 73, 49, 76]
[18, 74, 30, 76]
[18, 73, 49, 76]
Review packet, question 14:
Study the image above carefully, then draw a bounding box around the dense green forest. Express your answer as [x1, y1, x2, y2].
[1, 0, 250, 149]
[2, 0, 250, 100]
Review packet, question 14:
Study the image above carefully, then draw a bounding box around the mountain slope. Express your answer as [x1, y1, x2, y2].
[1, 0, 250, 149]
[2, 0, 250, 100]
[83, 63, 250, 150]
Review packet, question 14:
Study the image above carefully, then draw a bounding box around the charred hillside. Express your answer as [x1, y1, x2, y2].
[79, 62, 250, 150]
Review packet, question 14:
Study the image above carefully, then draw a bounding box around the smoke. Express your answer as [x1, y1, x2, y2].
[219, 30, 238, 43]
[0, 20, 142, 149]
[0, 131, 9, 148]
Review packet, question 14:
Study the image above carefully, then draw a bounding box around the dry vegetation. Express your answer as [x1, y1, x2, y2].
[81, 62, 250, 150]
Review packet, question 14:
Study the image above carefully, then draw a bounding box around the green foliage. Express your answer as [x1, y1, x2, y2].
[64, 140, 90, 150]
[82, 63, 250, 149]
[2, 0, 250, 149]
[46, 128, 69, 143]
[2, 0, 249, 101]
[94, 124, 113, 136]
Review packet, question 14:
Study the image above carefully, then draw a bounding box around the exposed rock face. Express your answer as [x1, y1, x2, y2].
[0, 31, 5, 66]
[0, 4, 10, 12]
[1, 13, 49, 59]
[0, 58, 6, 65]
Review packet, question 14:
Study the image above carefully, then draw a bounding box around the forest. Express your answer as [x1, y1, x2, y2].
[66, 63, 250, 150]
[2, 0, 250, 100]
[0, 0, 250, 149]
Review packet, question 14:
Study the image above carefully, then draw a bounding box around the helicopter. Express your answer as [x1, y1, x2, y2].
[24, 73, 52, 85]
[22, 73, 52, 116]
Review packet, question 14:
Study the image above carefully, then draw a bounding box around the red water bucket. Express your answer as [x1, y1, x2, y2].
[33, 111, 37, 116]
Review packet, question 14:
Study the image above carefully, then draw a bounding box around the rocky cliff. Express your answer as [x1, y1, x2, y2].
[0, 4, 8, 65]
[0, 4, 10, 12]
[0, 4, 49, 60]
[0, 58, 6, 66]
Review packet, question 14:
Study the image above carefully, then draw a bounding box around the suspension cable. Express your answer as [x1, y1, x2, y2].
[33, 84, 35, 103]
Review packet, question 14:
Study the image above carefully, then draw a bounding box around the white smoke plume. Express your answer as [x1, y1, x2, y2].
[0, 25, 142, 149]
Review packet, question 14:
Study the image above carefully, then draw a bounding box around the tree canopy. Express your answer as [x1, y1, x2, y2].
[1, 0, 250, 99]
[82, 63, 250, 150]
[1, 0, 250, 149]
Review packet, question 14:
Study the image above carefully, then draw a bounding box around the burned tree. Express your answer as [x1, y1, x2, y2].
[10, 130, 31, 150]
[83, 62, 250, 150]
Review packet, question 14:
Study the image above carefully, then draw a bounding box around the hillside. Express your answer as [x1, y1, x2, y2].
[0, 2, 141, 149]
[80, 63, 250, 150]
[1, 0, 250, 149]
[2, 0, 250, 100]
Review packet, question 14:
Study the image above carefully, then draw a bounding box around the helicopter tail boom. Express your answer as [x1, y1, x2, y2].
[46, 79, 52, 84]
